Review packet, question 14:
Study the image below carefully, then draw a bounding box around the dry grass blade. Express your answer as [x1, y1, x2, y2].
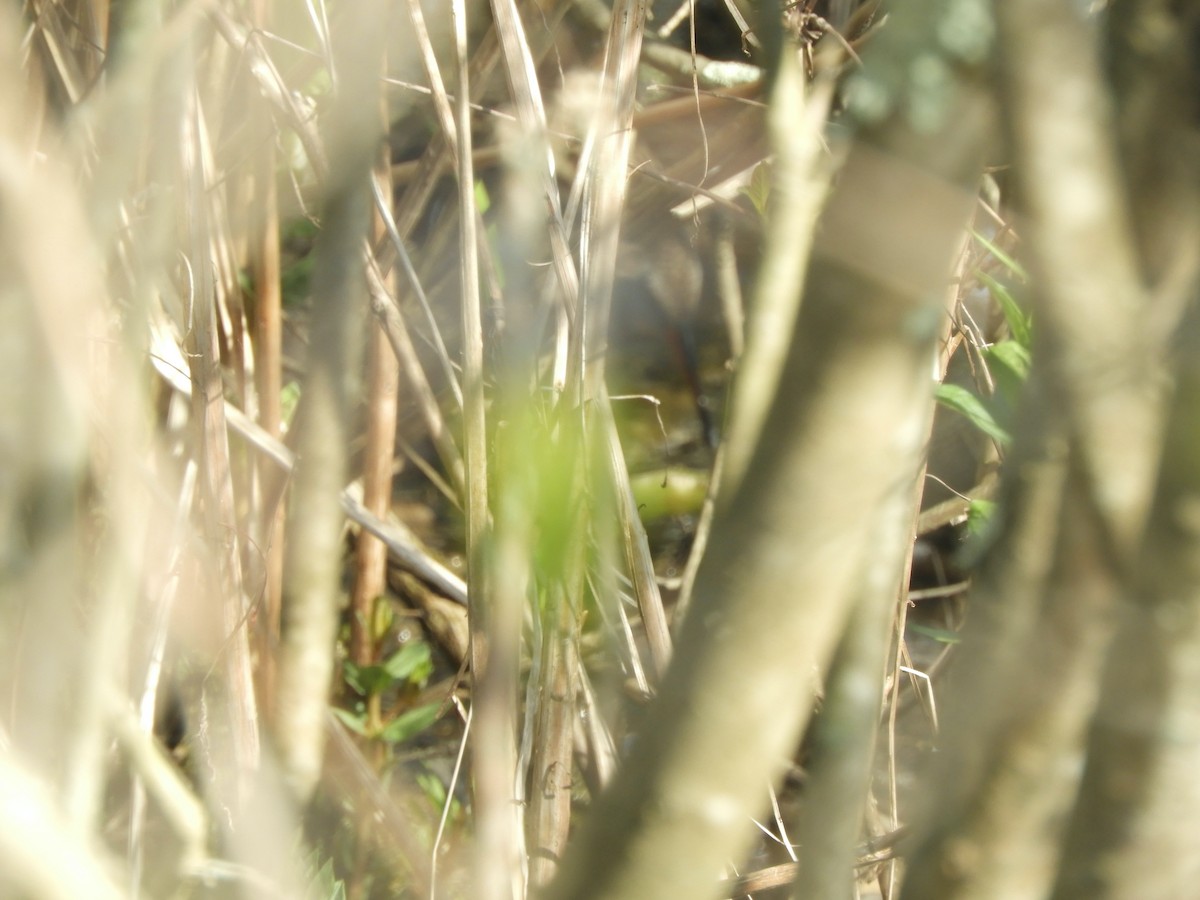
[182, 82, 261, 797]
[349, 141, 402, 677]
[130, 461, 200, 890]
[341, 487, 469, 606]
[26, 0, 87, 104]
[215, 9, 467, 495]
[366, 257, 468, 498]
[576, 0, 645, 374]
[525, 590, 578, 888]
[152, 337, 465, 604]
[209, 8, 330, 179]
[597, 389, 673, 675]
[370, 174, 464, 412]
[430, 0, 526, 894]
[572, 0, 678, 690]
[489, 0, 581, 320]
[247, 5, 285, 719]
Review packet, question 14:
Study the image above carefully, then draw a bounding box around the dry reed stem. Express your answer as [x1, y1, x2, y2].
[349, 113, 402, 675]
[722, 54, 834, 497]
[183, 79, 262, 803]
[996, 0, 1161, 556]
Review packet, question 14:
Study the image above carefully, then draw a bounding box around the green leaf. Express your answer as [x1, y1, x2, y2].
[342, 661, 364, 694]
[984, 339, 1031, 382]
[343, 661, 390, 697]
[345, 642, 433, 697]
[970, 229, 1028, 281]
[741, 161, 772, 220]
[331, 706, 370, 736]
[936, 383, 1011, 446]
[983, 340, 1030, 420]
[977, 270, 1032, 348]
[379, 702, 441, 744]
[908, 622, 962, 645]
[416, 770, 448, 809]
[382, 641, 433, 687]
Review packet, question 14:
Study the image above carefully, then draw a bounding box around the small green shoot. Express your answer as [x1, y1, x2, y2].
[344, 641, 433, 697]
[742, 161, 771, 221]
[281, 381, 302, 432]
[417, 769, 462, 821]
[967, 498, 996, 535]
[303, 849, 348, 900]
[474, 179, 505, 288]
[339, 640, 439, 743]
[474, 179, 491, 214]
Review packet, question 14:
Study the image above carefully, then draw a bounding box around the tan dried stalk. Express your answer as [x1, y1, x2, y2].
[248, 0, 285, 723]
[182, 77, 262, 806]
[350, 92, 402, 691]
[274, 0, 388, 803]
